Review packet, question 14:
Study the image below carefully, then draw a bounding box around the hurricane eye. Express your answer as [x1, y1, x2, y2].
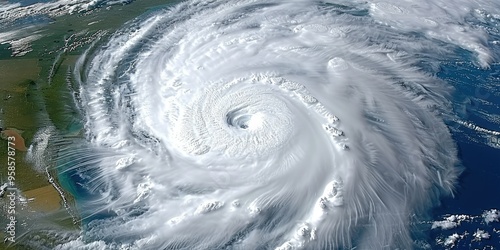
[58, 0, 470, 248]
[226, 110, 254, 130]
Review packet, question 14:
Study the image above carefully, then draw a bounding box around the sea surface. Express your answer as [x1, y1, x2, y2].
[0, 0, 499, 249]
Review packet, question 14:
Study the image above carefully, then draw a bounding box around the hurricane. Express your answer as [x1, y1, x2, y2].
[32, 0, 499, 249]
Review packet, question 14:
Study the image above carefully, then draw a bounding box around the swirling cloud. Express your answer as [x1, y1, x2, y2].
[59, 0, 500, 248]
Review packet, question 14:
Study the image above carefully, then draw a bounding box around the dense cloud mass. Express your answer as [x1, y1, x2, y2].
[41, 0, 500, 249]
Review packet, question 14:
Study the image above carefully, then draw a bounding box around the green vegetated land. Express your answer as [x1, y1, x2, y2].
[0, 1, 177, 248]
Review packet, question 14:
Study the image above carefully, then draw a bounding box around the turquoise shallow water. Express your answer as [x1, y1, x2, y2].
[56, 60, 500, 249]
[58, 3, 500, 249]
[1, 0, 499, 249]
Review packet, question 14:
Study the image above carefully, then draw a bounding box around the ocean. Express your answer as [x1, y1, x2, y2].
[0, 0, 499, 249]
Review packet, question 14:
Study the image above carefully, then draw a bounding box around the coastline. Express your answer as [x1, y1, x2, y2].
[0, 1, 178, 248]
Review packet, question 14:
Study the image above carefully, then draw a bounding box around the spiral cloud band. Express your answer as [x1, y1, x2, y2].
[62, 0, 499, 248]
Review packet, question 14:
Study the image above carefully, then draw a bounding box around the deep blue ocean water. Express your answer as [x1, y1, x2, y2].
[3, 0, 497, 248]
[431, 60, 500, 248]
[56, 53, 500, 249]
